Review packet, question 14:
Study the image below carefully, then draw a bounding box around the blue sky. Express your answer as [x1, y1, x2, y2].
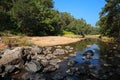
[53, 0, 106, 26]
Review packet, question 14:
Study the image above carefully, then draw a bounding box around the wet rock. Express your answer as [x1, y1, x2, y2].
[53, 49, 66, 55]
[22, 72, 46, 80]
[89, 67, 113, 79]
[82, 50, 94, 59]
[67, 60, 76, 66]
[66, 67, 78, 75]
[53, 72, 65, 80]
[76, 64, 89, 74]
[24, 60, 44, 72]
[65, 75, 79, 80]
[43, 65, 57, 72]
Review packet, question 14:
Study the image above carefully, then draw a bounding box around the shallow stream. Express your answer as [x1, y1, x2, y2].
[12, 38, 120, 80]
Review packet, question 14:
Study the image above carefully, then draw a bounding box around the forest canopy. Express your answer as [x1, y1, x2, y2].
[0, 0, 98, 36]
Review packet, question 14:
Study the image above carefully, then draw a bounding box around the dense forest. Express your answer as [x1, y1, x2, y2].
[0, 0, 98, 36]
[0, 0, 119, 38]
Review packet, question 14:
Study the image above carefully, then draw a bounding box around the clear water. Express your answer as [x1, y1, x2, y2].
[74, 44, 100, 66]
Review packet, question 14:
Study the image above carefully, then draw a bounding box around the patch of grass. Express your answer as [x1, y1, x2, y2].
[61, 30, 79, 38]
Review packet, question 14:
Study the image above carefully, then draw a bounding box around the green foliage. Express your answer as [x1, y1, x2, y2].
[62, 30, 75, 35]
[65, 18, 98, 35]
[0, 0, 99, 36]
[98, 0, 120, 38]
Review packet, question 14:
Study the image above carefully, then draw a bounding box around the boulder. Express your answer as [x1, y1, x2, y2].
[31, 46, 43, 54]
[45, 46, 53, 51]
[22, 72, 46, 80]
[24, 60, 44, 72]
[53, 49, 66, 55]
[55, 46, 62, 49]
[5, 65, 16, 73]
[46, 54, 56, 60]
[52, 73, 65, 80]
[0, 47, 23, 65]
[43, 65, 57, 72]
[65, 46, 71, 50]
[67, 60, 76, 66]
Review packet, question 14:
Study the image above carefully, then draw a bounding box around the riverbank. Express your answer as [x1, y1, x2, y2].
[0, 35, 100, 49]
[27, 35, 100, 46]
[0, 38, 119, 80]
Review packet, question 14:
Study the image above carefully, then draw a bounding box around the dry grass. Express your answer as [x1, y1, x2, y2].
[0, 35, 102, 48]
[101, 36, 115, 43]
[0, 36, 33, 47]
[27, 36, 84, 46]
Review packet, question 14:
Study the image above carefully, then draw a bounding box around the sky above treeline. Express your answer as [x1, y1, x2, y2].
[53, 0, 106, 26]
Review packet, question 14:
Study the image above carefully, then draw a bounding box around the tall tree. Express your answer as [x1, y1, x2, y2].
[10, 0, 55, 36]
[98, 0, 120, 38]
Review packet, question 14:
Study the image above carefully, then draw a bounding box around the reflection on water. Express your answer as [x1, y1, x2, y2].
[67, 38, 120, 80]
[74, 44, 100, 67]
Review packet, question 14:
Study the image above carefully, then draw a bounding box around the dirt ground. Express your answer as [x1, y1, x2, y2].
[0, 35, 99, 49]
[27, 35, 99, 46]
[27, 36, 84, 46]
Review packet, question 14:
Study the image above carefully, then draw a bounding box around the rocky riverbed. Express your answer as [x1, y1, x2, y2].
[0, 39, 120, 80]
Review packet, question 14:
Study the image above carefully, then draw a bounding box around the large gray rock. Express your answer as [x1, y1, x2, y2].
[46, 54, 56, 60]
[52, 73, 65, 80]
[53, 49, 66, 55]
[0, 47, 23, 65]
[5, 65, 16, 73]
[24, 60, 43, 72]
[22, 72, 46, 80]
[31, 46, 43, 54]
[89, 67, 113, 79]
[43, 65, 57, 72]
[44, 46, 53, 51]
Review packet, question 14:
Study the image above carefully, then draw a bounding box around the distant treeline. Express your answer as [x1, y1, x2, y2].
[0, 0, 98, 36]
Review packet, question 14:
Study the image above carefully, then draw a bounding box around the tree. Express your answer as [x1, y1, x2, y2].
[10, 0, 56, 36]
[0, 0, 16, 33]
[98, 0, 120, 38]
